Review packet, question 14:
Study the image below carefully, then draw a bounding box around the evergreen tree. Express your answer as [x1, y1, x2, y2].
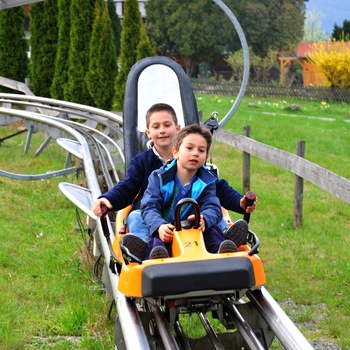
[86, 2, 118, 110]
[166, 0, 226, 76]
[0, 6, 28, 93]
[113, 0, 141, 111]
[225, 0, 305, 55]
[136, 23, 155, 61]
[29, 0, 58, 97]
[144, 0, 173, 55]
[332, 20, 350, 41]
[146, 0, 226, 62]
[64, 0, 96, 105]
[146, 0, 306, 65]
[51, 0, 71, 100]
[107, 0, 121, 57]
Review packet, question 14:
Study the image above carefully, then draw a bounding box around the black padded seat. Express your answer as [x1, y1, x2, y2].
[141, 257, 255, 297]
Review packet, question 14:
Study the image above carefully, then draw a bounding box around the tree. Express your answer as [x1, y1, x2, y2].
[0, 6, 28, 93]
[224, 47, 252, 83]
[146, 0, 227, 76]
[225, 47, 279, 83]
[64, 0, 96, 105]
[308, 41, 350, 88]
[303, 8, 330, 42]
[107, 0, 121, 58]
[29, 0, 58, 97]
[144, 0, 173, 56]
[113, 0, 141, 111]
[226, 0, 305, 55]
[145, 0, 306, 74]
[51, 0, 71, 100]
[136, 23, 155, 61]
[85, 2, 118, 110]
[168, 0, 226, 75]
[332, 20, 350, 41]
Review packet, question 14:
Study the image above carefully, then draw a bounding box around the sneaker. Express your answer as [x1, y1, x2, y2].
[225, 219, 248, 248]
[121, 233, 147, 261]
[149, 246, 169, 259]
[218, 240, 237, 253]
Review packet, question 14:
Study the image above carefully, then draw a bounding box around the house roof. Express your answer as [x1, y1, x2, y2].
[297, 42, 350, 57]
[0, 0, 43, 10]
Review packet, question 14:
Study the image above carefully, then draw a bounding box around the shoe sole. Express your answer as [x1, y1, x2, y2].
[226, 219, 248, 247]
[150, 246, 169, 259]
[218, 239, 237, 253]
[121, 234, 147, 260]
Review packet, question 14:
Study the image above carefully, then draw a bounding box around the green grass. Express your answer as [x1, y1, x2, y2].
[197, 94, 350, 348]
[0, 129, 114, 349]
[1, 94, 350, 349]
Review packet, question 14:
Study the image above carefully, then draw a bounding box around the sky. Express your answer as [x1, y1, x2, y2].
[306, 0, 350, 35]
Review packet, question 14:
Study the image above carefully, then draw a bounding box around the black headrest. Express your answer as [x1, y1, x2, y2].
[123, 56, 199, 169]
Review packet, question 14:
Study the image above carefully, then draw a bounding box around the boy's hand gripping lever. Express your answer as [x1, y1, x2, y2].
[243, 191, 256, 224]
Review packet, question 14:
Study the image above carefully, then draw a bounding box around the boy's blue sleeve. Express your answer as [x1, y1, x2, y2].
[216, 179, 245, 214]
[198, 182, 222, 228]
[141, 170, 168, 235]
[100, 155, 145, 211]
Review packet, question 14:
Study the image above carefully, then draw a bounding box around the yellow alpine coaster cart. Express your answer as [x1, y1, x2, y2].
[108, 196, 272, 349]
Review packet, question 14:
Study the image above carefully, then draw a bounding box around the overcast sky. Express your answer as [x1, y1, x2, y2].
[306, 0, 350, 34]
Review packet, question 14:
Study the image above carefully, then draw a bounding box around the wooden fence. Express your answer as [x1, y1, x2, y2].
[216, 128, 350, 227]
[191, 80, 350, 103]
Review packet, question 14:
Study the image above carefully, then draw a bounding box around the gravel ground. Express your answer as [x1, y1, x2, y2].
[277, 299, 341, 350]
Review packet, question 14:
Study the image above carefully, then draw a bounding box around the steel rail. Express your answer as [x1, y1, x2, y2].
[247, 287, 314, 350]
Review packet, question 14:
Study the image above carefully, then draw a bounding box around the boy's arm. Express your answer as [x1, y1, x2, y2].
[141, 170, 168, 235]
[198, 182, 223, 229]
[216, 179, 245, 214]
[99, 155, 146, 211]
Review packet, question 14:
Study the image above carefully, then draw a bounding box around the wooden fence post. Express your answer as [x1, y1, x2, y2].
[294, 140, 305, 228]
[243, 125, 250, 193]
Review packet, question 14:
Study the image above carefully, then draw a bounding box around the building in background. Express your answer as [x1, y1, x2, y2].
[114, 0, 147, 19]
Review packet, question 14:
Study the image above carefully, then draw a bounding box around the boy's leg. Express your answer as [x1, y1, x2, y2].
[120, 233, 147, 261]
[203, 225, 237, 253]
[145, 235, 170, 260]
[203, 225, 225, 253]
[225, 219, 248, 248]
[127, 209, 150, 241]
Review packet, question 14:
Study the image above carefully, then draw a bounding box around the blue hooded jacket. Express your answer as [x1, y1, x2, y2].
[141, 159, 222, 235]
[99, 148, 245, 216]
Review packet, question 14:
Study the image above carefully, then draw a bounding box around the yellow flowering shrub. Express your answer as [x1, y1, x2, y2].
[307, 41, 350, 88]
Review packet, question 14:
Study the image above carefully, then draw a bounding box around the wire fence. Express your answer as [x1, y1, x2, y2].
[190, 79, 350, 103]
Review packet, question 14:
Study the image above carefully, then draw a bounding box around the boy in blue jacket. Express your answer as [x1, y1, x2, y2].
[141, 124, 238, 259]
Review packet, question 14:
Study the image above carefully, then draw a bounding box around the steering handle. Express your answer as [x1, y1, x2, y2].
[174, 198, 200, 231]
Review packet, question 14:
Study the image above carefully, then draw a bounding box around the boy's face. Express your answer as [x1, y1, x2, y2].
[145, 111, 180, 150]
[173, 133, 208, 172]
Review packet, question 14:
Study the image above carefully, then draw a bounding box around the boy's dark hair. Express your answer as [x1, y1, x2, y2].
[174, 124, 212, 153]
[145, 103, 178, 128]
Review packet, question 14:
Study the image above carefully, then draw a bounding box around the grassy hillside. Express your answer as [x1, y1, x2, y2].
[0, 94, 349, 349]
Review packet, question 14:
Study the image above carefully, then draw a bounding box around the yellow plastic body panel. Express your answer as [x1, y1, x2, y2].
[112, 205, 131, 263]
[117, 225, 266, 298]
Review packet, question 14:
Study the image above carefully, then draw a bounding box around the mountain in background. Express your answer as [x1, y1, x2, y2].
[306, 0, 350, 35]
